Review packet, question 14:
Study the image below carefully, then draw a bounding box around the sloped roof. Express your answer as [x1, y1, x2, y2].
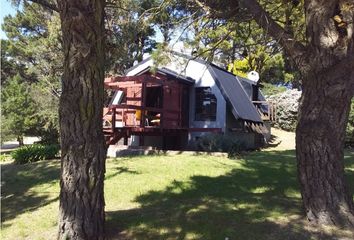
[237, 76, 268, 113]
[238, 76, 254, 100]
[159, 67, 195, 85]
[126, 60, 194, 85]
[125, 57, 152, 75]
[207, 64, 263, 123]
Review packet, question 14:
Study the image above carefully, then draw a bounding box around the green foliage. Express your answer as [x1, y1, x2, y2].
[228, 52, 298, 85]
[30, 82, 60, 144]
[180, 0, 305, 85]
[2, 3, 62, 143]
[227, 58, 248, 78]
[151, 42, 173, 70]
[346, 99, 354, 146]
[261, 83, 287, 96]
[0, 154, 12, 162]
[105, 0, 160, 74]
[1, 75, 39, 143]
[196, 134, 246, 156]
[11, 144, 59, 164]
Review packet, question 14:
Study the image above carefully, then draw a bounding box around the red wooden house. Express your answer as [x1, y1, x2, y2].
[103, 53, 274, 150]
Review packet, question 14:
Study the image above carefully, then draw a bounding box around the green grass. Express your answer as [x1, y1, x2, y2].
[1, 151, 354, 239]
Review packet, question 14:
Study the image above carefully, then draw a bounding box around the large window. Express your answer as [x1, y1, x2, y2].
[195, 87, 217, 121]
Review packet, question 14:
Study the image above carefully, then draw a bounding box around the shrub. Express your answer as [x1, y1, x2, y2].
[268, 91, 354, 147]
[196, 134, 245, 157]
[0, 154, 12, 162]
[11, 144, 59, 164]
[261, 83, 287, 96]
[267, 89, 301, 131]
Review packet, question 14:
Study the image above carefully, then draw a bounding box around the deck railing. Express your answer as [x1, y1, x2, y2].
[252, 101, 277, 122]
[103, 104, 181, 131]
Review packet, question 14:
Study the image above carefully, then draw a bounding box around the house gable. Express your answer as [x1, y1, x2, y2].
[123, 53, 263, 125]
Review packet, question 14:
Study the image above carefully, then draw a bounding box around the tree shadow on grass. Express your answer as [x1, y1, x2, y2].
[106, 150, 354, 240]
[105, 167, 140, 181]
[1, 160, 60, 227]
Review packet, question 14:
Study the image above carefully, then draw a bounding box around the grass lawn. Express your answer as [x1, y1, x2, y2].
[1, 150, 354, 240]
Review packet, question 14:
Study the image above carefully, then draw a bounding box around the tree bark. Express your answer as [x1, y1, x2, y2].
[57, 1, 106, 239]
[296, 68, 354, 226]
[296, 0, 354, 227]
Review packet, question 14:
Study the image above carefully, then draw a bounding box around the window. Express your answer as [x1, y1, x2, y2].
[195, 87, 217, 121]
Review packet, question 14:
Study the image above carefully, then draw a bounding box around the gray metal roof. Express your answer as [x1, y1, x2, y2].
[124, 57, 151, 75]
[128, 65, 195, 85]
[159, 67, 195, 84]
[238, 77, 253, 101]
[237, 76, 268, 113]
[208, 65, 263, 123]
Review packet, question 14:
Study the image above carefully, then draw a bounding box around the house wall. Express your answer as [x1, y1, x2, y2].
[225, 104, 244, 131]
[164, 58, 227, 143]
[225, 105, 260, 149]
[128, 134, 189, 150]
[125, 57, 227, 133]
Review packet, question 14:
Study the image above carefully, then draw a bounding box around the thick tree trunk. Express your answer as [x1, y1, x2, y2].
[57, 1, 106, 239]
[296, 0, 354, 227]
[296, 68, 354, 227]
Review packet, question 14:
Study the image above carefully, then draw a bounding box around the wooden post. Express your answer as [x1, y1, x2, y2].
[141, 81, 147, 128]
[178, 85, 182, 127]
[112, 107, 116, 132]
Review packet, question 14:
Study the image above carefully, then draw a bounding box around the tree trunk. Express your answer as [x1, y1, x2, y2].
[57, 1, 106, 239]
[296, 68, 354, 227]
[17, 136, 24, 146]
[295, 0, 354, 227]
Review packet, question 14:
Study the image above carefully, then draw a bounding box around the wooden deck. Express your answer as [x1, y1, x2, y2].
[103, 73, 221, 145]
[252, 101, 277, 122]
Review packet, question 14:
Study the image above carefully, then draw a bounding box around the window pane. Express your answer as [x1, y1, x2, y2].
[195, 87, 217, 121]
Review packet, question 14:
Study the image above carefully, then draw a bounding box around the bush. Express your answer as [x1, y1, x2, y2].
[196, 134, 245, 157]
[267, 89, 301, 131]
[268, 91, 354, 147]
[261, 83, 287, 96]
[11, 144, 59, 164]
[38, 127, 59, 145]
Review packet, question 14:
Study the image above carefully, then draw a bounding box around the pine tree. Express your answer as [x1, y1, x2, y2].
[1, 75, 38, 145]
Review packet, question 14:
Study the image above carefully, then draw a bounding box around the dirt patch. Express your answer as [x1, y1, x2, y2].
[264, 128, 295, 151]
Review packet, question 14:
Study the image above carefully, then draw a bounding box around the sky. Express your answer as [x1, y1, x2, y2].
[0, 0, 18, 39]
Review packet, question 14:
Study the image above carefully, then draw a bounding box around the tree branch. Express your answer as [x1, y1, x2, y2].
[239, 0, 307, 64]
[196, 0, 309, 71]
[28, 0, 58, 12]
